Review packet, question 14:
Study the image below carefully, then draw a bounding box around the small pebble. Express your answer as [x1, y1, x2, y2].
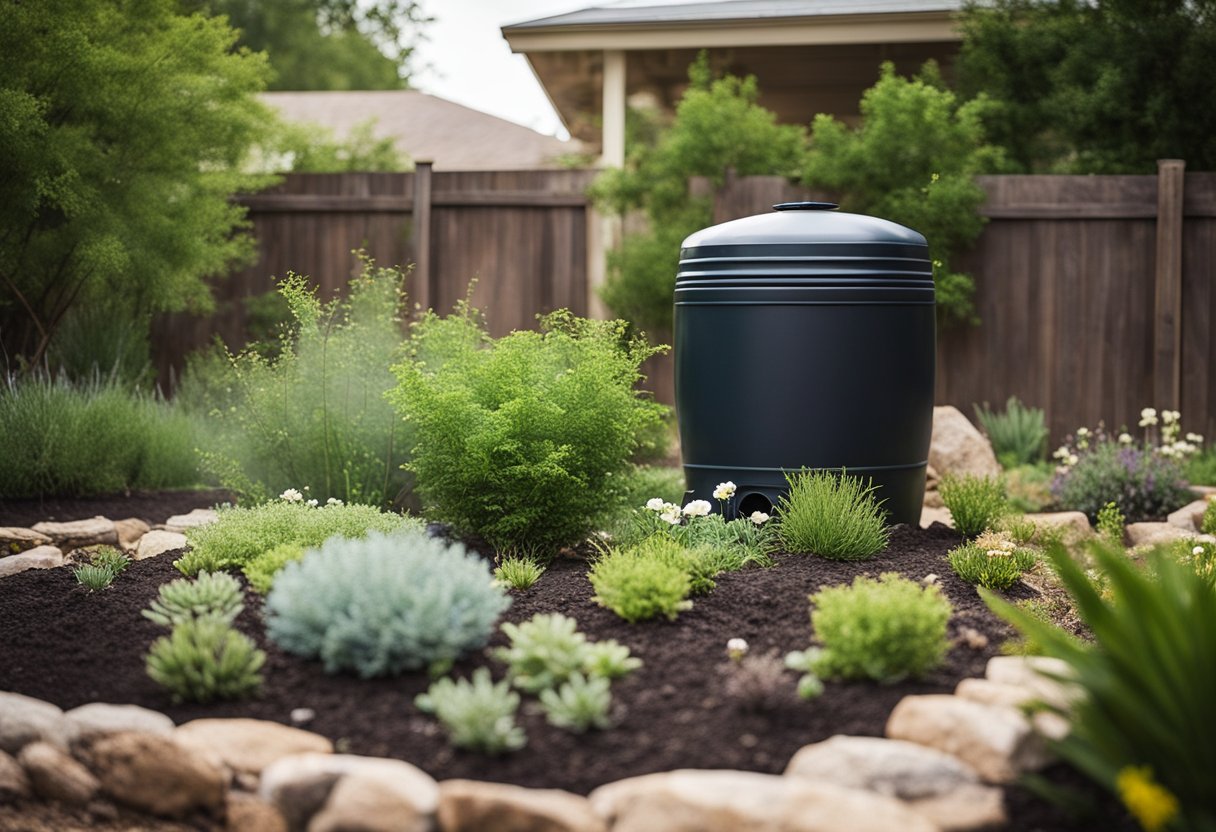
[738, 733, 759, 748]
[958, 627, 989, 650]
[290, 707, 316, 725]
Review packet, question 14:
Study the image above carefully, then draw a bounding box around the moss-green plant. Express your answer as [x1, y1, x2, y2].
[388, 306, 666, 554]
[974, 397, 1049, 467]
[539, 673, 613, 733]
[90, 546, 131, 575]
[494, 556, 543, 591]
[145, 615, 265, 704]
[242, 543, 305, 595]
[581, 640, 643, 680]
[594, 464, 687, 542]
[948, 543, 1032, 591]
[73, 563, 118, 591]
[588, 544, 693, 623]
[415, 668, 525, 754]
[1096, 501, 1126, 548]
[984, 540, 1216, 831]
[176, 499, 418, 575]
[939, 473, 1008, 538]
[143, 572, 244, 628]
[493, 614, 590, 694]
[777, 470, 889, 560]
[808, 573, 952, 683]
[266, 530, 509, 678]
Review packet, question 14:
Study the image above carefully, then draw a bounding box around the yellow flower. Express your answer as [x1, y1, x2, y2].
[1116, 766, 1179, 832]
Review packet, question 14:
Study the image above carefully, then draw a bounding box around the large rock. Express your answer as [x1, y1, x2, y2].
[886, 695, 1051, 783]
[0, 749, 31, 801]
[1025, 511, 1093, 544]
[175, 718, 332, 776]
[919, 506, 954, 530]
[784, 735, 1003, 831]
[309, 775, 434, 832]
[0, 692, 76, 753]
[1168, 499, 1209, 532]
[985, 656, 1080, 712]
[113, 518, 151, 551]
[163, 508, 219, 534]
[134, 530, 189, 560]
[589, 769, 938, 832]
[227, 791, 289, 832]
[1126, 522, 1210, 547]
[0, 545, 65, 579]
[30, 517, 117, 549]
[17, 741, 100, 805]
[929, 406, 1001, 480]
[438, 779, 606, 832]
[65, 703, 175, 739]
[84, 731, 226, 817]
[0, 527, 53, 555]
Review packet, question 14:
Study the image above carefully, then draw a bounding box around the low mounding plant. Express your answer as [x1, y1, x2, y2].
[415, 668, 525, 754]
[539, 673, 613, 733]
[939, 474, 1008, 538]
[143, 572, 244, 628]
[1052, 438, 1192, 524]
[947, 530, 1037, 591]
[974, 397, 1049, 468]
[242, 543, 305, 595]
[984, 541, 1216, 832]
[807, 573, 952, 683]
[176, 498, 418, 576]
[777, 470, 889, 560]
[388, 306, 666, 554]
[492, 613, 641, 693]
[589, 540, 693, 623]
[145, 615, 265, 704]
[265, 531, 510, 678]
[74, 563, 118, 591]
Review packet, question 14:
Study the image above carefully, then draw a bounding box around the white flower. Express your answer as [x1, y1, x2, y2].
[280, 488, 303, 503]
[726, 638, 749, 659]
[712, 481, 736, 501]
[1118, 432, 1134, 444]
[749, 511, 770, 525]
[1194, 546, 1206, 556]
[659, 505, 683, 525]
[683, 499, 712, 517]
[306, 499, 319, 508]
[1067, 454, 1078, 466]
[645, 497, 666, 512]
[1052, 445, 1072, 460]
[1162, 409, 1181, 424]
[1187, 433, 1204, 444]
[1139, 407, 1158, 427]
[987, 549, 1012, 558]
[326, 497, 343, 506]
[1076, 426, 1090, 438]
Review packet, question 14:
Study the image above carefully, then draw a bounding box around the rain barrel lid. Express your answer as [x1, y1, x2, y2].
[681, 202, 927, 249]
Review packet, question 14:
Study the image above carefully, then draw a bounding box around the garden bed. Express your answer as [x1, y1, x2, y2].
[0, 489, 232, 530]
[0, 519, 1135, 830]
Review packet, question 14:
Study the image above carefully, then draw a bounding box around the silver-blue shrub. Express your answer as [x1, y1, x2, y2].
[265, 530, 510, 678]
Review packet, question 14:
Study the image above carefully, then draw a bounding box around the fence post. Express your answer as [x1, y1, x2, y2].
[1153, 159, 1185, 409]
[411, 161, 433, 310]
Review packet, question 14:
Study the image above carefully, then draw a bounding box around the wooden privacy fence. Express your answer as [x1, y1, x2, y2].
[152, 167, 599, 388]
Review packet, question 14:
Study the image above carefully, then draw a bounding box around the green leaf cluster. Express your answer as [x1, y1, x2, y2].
[974, 397, 1049, 468]
[538, 673, 613, 733]
[144, 572, 244, 627]
[242, 543, 306, 595]
[266, 117, 410, 173]
[74, 564, 119, 592]
[415, 668, 525, 755]
[939, 474, 1009, 538]
[1096, 502, 1126, 548]
[146, 615, 265, 704]
[983, 540, 1216, 830]
[388, 306, 666, 554]
[777, 470, 890, 560]
[808, 573, 953, 683]
[492, 613, 641, 694]
[265, 530, 510, 678]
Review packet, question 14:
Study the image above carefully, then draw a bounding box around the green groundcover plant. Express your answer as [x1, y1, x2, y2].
[415, 668, 525, 755]
[146, 615, 265, 704]
[388, 305, 666, 553]
[588, 539, 693, 623]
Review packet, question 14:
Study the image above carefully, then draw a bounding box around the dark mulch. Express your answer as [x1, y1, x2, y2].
[0, 489, 232, 529]
[0, 520, 1135, 831]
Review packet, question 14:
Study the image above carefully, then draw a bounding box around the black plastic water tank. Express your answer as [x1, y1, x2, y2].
[674, 202, 935, 526]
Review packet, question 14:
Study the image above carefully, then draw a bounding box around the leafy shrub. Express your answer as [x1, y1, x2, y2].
[494, 557, 543, 591]
[415, 668, 525, 754]
[242, 543, 305, 595]
[1096, 501, 1126, 548]
[997, 513, 1038, 545]
[266, 531, 510, 678]
[176, 499, 418, 575]
[492, 613, 641, 692]
[1052, 441, 1191, 523]
[948, 542, 1035, 591]
[984, 541, 1216, 831]
[145, 615, 265, 704]
[143, 572, 243, 628]
[0, 374, 199, 498]
[74, 563, 118, 591]
[178, 259, 412, 508]
[975, 397, 1048, 467]
[539, 673, 613, 733]
[388, 306, 666, 553]
[939, 474, 1008, 538]
[777, 470, 889, 560]
[589, 543, 693, 623]
[808, 574, 952, 683]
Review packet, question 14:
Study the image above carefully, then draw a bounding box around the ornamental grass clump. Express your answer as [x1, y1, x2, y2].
[807, 573, 952, 683]
[777, 470, 889, 560]
[265, 530, 510, 678]
[948, 529, 1037, 591]
[974, 397, 1049, 468]
[493, 556, 544, 591]
[415, 668, 525, 754]
[145, 616, 265, 704]
[388, 306, 666, 554]
[588, 538, 693, 623]
[939, 473, 1008, 538]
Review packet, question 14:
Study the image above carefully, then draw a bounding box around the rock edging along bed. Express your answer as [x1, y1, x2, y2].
[0, 655, 1073, 832]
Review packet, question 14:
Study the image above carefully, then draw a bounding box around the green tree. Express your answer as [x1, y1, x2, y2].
[590, 53, 807, 334]
[0, 0, 272, 371]
[802, 63, 1006, 324]
[185, 0, 429, 90]
[958, 0, 1216, 173]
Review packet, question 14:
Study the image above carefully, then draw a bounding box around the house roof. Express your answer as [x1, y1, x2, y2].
[260, 90, 578, 171]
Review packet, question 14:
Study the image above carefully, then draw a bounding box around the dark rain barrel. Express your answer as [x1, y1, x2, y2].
[674, 202, 935, 526]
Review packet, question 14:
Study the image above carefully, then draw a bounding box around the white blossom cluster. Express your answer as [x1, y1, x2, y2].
[279, 487, 343, 508]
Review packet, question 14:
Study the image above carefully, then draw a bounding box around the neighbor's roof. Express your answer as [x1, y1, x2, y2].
[505, 0, 965, 31]
[260, 90, 577, 171]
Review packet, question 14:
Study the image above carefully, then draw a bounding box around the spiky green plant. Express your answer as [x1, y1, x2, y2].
[145, 615, 265, 704]
[581, 639, 643, 680]
[494, 556, 544, 590]
[939, 473, 1008, 538]
[777, 469, 889, 560]
[73, 563, 118, 591]
[975, 397, 1049, 467]
[493, 614, 589, 694]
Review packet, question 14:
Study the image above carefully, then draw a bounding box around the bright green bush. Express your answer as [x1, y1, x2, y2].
[985, 541, 1216, 831]
[143, 572, 244, 628]
[974, 397, 1049, 468]
[176, 499, 417, 575]
[777, 470, 889, 560]
[0, 375, 199, 498]
[589, 543, 693, 623]
[179, 259, 413, 508]
[492, 613, 641, 693]
[265, 530, 510, 678]
[415, 668, 525, 755]
[808, 573, 952, 683]
[939, 474, 1008, 538]
[243, 543, 306, 595]
[388, 306, 666, 554]
[145, 615, 265, 704]
[539, 673, 613, 733]
[493, 557, 543, 591]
